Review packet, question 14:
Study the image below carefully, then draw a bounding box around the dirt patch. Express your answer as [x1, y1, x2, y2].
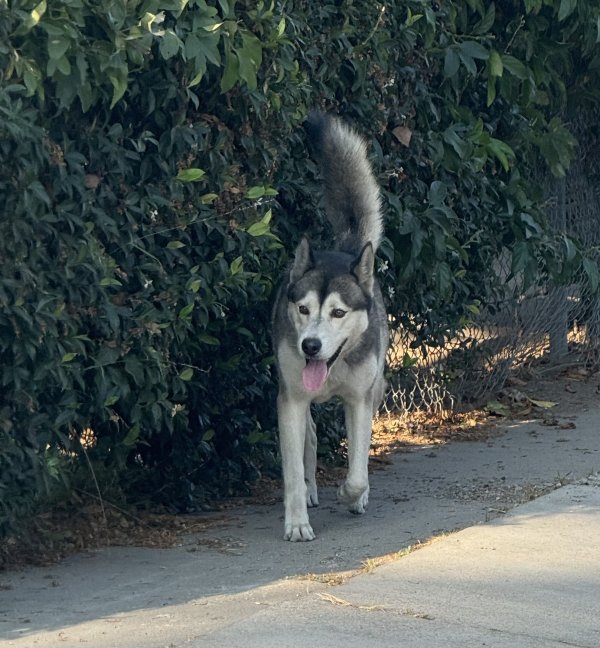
[1, 499, 229, 570]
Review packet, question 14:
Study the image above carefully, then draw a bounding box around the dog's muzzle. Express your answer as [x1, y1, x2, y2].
[302, 339, 347, 392]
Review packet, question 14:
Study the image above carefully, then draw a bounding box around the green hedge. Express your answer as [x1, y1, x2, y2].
[1, 0, 599, 544]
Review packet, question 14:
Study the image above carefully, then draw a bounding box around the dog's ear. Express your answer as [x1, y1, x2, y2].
[290, 236, 314, 283]
[351, 242, 375, 296]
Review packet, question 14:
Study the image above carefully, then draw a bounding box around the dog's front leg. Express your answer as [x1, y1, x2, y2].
[278, 394, 316, 541]
[338, 396, 373, 514]
[304, 409, 319, 507]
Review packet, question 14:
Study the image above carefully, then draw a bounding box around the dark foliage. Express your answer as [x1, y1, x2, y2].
[1, 0, 598, 545]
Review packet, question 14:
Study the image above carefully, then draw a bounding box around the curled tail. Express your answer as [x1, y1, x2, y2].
[305, 112, 383, 254]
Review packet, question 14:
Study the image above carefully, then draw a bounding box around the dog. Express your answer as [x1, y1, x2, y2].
[272, 112, 388, 541]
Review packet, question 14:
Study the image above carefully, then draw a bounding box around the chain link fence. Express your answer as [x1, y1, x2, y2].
[384, 112, 600, 417]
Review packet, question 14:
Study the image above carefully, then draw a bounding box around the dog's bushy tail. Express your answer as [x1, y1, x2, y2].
[305, 111, 383, 254]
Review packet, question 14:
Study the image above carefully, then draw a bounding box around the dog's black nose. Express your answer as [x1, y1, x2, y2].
[302, 338, 322, 357]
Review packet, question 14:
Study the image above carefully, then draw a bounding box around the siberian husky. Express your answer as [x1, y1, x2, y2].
[272, 112, 388, 541]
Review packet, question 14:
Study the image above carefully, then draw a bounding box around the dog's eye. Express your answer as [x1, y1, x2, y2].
[331, 308, 347, 319]
[298, 305, 309, 315]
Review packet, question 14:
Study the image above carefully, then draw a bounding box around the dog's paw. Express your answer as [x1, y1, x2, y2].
[337, 482, 369, 514]
[284, 521, 316, 542]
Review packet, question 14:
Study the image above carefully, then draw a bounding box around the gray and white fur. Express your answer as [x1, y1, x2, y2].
[272, 112, 388, 541]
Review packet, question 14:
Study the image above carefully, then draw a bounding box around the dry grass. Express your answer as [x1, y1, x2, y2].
[298, 533, 450, 589]
[371, 408, 497, 456]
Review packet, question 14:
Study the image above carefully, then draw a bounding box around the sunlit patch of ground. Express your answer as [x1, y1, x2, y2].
[371, 409, 497, 456]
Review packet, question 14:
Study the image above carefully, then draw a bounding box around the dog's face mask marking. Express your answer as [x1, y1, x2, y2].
[288, 290, 368, 391]
[286, 238, 374, 392]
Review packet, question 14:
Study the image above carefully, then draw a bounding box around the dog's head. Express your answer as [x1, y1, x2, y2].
[286, 237, 375, 392]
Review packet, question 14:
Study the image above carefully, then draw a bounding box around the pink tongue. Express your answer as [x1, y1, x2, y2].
[302, 359, 328, 392]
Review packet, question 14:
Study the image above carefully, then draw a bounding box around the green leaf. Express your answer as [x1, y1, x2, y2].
[435, 261, 453, 297]
[166, 0, 189, 18]
[140, 12, 162, 32]
[520, 212, 542, 235]
[523, 0, 542, 11]
[511, 241, 530, 275]
[247, 428, 266, 444]
[401, 353, 418, 368]
[558, 0, 577, 21]
[48, 37, 70, 61]
[202, 429, 215, 442]
[230, 256, 243, 275]
[458, 50, 477, 76]
[189, 278, 202, 293]
[428, 181, 447, 206]
[199, 334, 220, 346]
[122, 425, 140, 447]
[159, 29, 182, 60]
[473, 2, 496, 35]
[62, 353, 77, 363]
[246, 210, 273, 237]
[460, 41, 489, 60]
[179, 303, 194, 319]
[239, 31, 262, 83]
[487, 77, 496, 106]
[104, 394, 119, 407]
[488, 138, 514, 171]
[18, 0, 47, 34]
[187, 69, 205, 88]
[501, 55, 529, 80]
[167, 240, 186, 249]
[405, 9, 423, 27]
[488, 50, 503, 77]
[179, 367, 194, 381]
[220, 47, 239, 93]
[176, 168, 205, 182]
[444, 48, 460, 77]
[443, 126, 469, 158]
[466, 302, 481, 316]
[246, 186, 266, 199]
[108, 68, 128, 109]
[100, 278, 122, 287]
[247, 221, 270, 237]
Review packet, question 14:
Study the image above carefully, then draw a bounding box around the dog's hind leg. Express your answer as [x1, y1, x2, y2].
[304, 409, 319, 507]
[278, 394, 316, 541]
[337, 396, 372, 514]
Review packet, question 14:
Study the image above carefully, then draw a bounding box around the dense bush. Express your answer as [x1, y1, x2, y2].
[1, 0, 599, 544]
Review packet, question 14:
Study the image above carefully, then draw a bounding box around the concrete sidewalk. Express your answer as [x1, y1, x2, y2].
[2, 378, 600, 647]
[3, 484, 599, 648]
[207, 484, 600, 648]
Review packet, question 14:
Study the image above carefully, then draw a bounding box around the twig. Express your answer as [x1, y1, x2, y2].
[75, 487, 155, 530]
[80, 447, 109, 544]
[359, 4, 386, 49]
[505, 16, 525, 54]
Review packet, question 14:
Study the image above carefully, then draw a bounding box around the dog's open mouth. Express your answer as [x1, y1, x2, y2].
[302, 340, 346, 392]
